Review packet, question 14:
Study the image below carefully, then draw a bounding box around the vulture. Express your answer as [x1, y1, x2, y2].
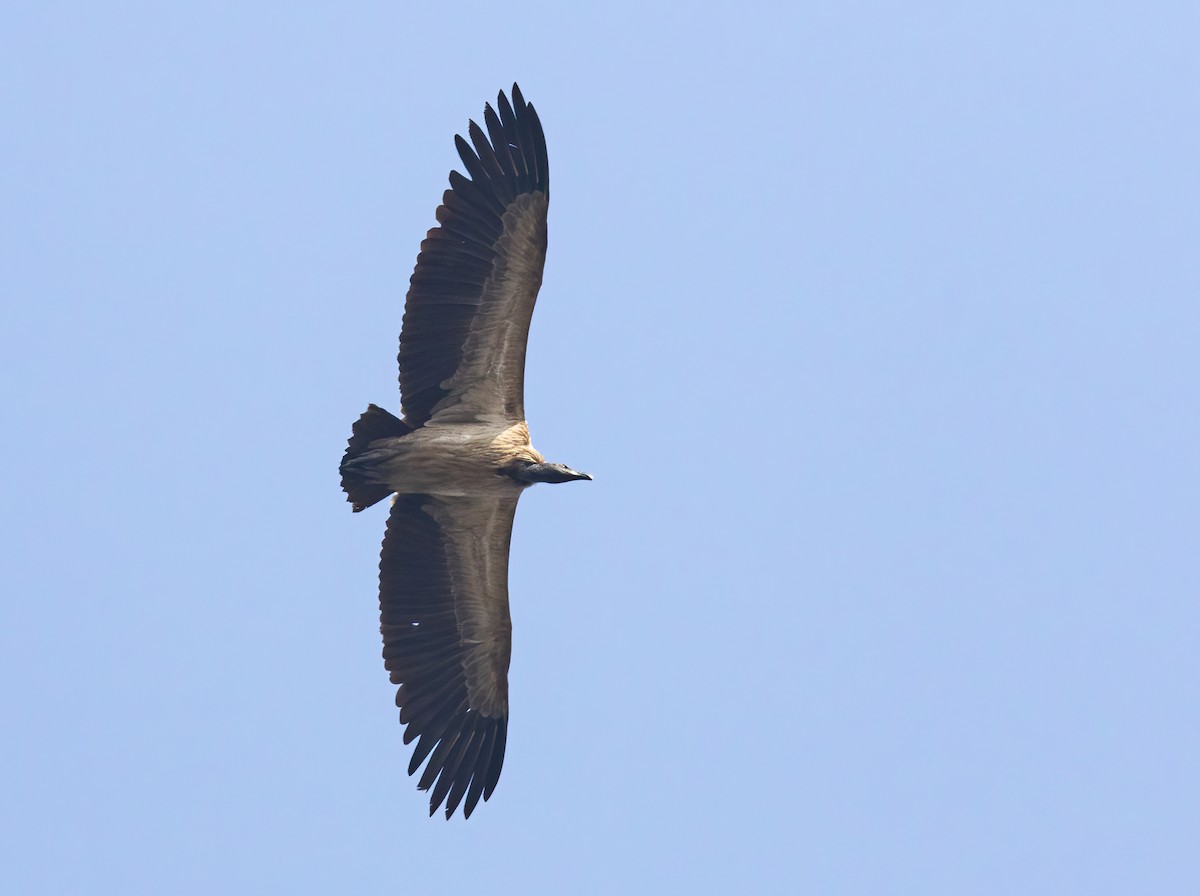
[339, 84, 590, 819]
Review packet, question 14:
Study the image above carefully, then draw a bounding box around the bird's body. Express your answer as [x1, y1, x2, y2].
[347, 419, 541, 498]
[339, 85, 589, 819]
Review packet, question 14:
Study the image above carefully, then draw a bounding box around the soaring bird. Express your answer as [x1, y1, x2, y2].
[339, 85, 590, 819]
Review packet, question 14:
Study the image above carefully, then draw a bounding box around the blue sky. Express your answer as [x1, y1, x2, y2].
[4, 2, 1198, 893]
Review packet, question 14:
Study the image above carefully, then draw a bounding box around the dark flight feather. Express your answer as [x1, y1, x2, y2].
[379, 494, 510, 819]
[398, 85, 549, 427]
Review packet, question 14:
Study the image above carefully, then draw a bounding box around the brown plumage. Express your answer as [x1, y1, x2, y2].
[339, 85, 590, 819]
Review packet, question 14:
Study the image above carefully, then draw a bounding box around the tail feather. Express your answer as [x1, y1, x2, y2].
[340, 404, 411, 512]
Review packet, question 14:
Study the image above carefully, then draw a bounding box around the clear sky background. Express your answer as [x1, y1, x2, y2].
[3, 2, 1198, 893]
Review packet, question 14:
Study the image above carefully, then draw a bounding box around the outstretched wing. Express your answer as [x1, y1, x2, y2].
[379, 493, 520, 818]
[398, 83, 550, 428]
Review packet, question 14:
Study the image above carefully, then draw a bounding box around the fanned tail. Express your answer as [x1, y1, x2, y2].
[340, 404, 411, 512]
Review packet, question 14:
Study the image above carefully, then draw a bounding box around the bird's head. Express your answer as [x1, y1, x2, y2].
[509, 460, 593, 485]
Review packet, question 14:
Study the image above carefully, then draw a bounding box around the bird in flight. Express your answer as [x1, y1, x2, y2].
[339, 85, 591, 819]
